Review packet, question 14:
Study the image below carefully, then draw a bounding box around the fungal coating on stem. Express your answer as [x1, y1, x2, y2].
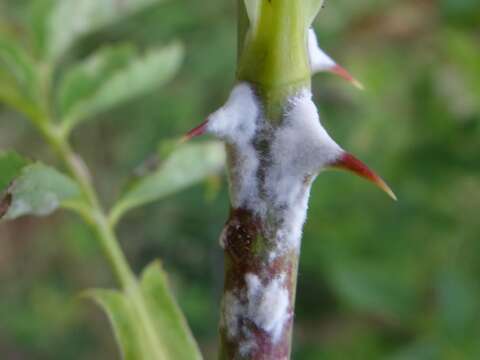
[307, 28, 364, 89]
[267, 90, 343, 253]
[213, 81, 394, 356]
[206, 83, 262, 213]
[209, 80, 394, 358]
[206, 83, 259, 144]
[221, 273, 291, 357]
[205, 83, 343, 258]
[222, 291, 243, 339]
[245, 273, 290, 342]
[215, 2, 391, 358]
[213, 83, 349, 359]
[308, 28, 336, 72]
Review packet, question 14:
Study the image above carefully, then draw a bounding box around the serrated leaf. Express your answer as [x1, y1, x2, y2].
[59, 43, 183, 133]
[0, 153, 81, 220]
[87, 261, 202, 360]
[110, 141, 225, 225]
[45, 0, 165, 60]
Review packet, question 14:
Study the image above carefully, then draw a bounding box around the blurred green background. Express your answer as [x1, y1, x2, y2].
[1, 0, 479, 359]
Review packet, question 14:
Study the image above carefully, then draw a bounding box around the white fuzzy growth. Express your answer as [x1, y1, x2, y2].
[215, 89, 344, 349]
[278, 91, 343, 170]
[206, 83, 259, 143]
[228, 144, 261, 211]
[209, 85, 343, 255]
[245, 273, 290, 342]
[221, 273, 290, 351]
[308, 28, 336, 72]
[206, 83, 261, 210]
[222, 291, 242, 339]
[219, 225, 228, 249]
[239, 339, 257, 357]
[266, 90, 342, 252]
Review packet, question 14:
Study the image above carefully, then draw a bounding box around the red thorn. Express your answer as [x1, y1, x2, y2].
[331, 153, 397, 200]
[330, 64, 364, 90]
[181, 119, 209, 143]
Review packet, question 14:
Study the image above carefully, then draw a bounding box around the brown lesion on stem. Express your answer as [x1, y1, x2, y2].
[223, 208, 260, 271]
[220, 207, 299, 360]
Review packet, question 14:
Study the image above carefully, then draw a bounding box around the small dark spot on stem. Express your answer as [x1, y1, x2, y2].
[224, 208, 260, 262]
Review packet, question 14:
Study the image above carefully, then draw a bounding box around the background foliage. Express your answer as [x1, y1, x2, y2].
[1, 0, 479, 359]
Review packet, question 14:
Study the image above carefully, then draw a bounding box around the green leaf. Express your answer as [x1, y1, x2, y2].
[141, 262, 201, 360]
[44, 0, 165, 61]
[59, 43, 183, 133]
[86, 290, 153, 360]
[0, 35, 41, 118]
[29, 0, 56, 59]
[0, 152, 81, 220]
[57, 44, 136, 119]
[87, 261, 202, 360]
[0, 151, 29, 191]
[110, 141, 225, 226]
[0, 36, 37, 91]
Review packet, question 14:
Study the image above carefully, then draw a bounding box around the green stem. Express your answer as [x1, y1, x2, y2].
[35, 67, 133, 287]
[237, 0, 311, 119]
[42, 124, 136, 289]
[219, 1, 322, 358]
[41, 124, 167, 359]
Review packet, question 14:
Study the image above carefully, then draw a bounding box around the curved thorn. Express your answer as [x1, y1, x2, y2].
[181, 119, 209, 143]
[330, 64, 364, 90]
[331, 153, 397, 201]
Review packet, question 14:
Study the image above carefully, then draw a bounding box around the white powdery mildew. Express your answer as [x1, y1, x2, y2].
[279, 90, 343, 170]
[206, 83, 261, 211]
[218, 224, 229, 249]
[206, 84, 259, 143]
[213, 84, 346, 355]
[245, 273, 290, 342]
[239, 339, 257, 357]
[266, 90, 343, 253]
[308, 28, 336, 73]
[221, 273, 290, 356]
[222, 291, 243, 339]
[208, 84, 343, 256]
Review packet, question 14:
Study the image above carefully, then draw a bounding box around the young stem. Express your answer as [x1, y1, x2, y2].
[42, 124, 135, 289]
[34, 60, 134, 289]
[219, 1, 314, 359]
[237, 0, 310, 119]
[41, 125, 167, 359]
